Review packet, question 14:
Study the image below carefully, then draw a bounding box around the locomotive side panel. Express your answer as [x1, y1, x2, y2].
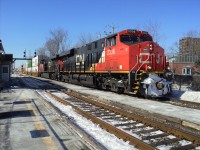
[104, 34, 130, 72]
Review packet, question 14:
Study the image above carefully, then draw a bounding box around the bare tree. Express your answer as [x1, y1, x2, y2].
[184, 30, 200, 38]
[46, 38, 58, 56]
[135, 21, 164, 44]
[104, 24, 118, 35]
[168, 41, 179, 56]
[142, 21, 163, 43]
[37, 47, 46, 56]
[75, 33, 95, 48]
[45, 28, 70, 57]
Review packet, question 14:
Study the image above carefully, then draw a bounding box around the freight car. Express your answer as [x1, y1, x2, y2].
[36, 29, 173, 98]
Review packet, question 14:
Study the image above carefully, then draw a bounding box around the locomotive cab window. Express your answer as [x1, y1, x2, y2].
[120, 35, 138, 45]
[106, 36, 116, 47]
[140, 35, 152, 42]
[120, 34, 152, 45]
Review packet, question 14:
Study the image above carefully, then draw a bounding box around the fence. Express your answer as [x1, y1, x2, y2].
[191, 74, 200, 91]
[172, 74, 200, 91]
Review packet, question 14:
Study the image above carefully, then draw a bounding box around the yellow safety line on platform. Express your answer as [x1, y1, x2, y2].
[25, 98, 58, 150]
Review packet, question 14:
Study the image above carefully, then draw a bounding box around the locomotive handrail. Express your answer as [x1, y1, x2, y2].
[130, 55, 139, 73]
[129, 55, 139, 86]
[135, 55, 150, 80]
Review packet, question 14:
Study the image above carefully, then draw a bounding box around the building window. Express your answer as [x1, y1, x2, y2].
[182, 66, 192, 75]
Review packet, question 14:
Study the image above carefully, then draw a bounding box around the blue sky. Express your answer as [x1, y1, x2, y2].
[0, 0, 200, 67]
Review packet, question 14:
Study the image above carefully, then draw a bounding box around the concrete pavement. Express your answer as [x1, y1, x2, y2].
[0, 80, 95, 150]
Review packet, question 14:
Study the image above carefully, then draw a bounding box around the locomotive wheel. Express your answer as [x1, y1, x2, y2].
[117, 87, 124, 94]
[111, 83, 117, 92]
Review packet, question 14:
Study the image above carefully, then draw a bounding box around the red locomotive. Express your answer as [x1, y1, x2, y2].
[37, 29, 172, 97]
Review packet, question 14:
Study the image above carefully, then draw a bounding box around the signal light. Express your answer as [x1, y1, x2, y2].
[23, 50, 26, 58]
[34, 50, 36, 57]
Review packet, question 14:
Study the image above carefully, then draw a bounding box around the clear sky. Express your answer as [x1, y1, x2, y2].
[0, 0, 200, 67]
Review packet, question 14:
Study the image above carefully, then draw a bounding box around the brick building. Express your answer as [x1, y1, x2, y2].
[179, 37, 200, 55]
[168, 37, 200, 75]
[169, 61, 194, 75]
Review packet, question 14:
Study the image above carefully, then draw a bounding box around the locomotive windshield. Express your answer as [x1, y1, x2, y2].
[120, 34, 152, 45]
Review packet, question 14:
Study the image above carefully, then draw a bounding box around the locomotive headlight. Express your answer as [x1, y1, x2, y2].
[147, 65, 152, 71]
[156, 82, 164, 90]
[149, 44, 153, 51]
[166, 66, 171, 71]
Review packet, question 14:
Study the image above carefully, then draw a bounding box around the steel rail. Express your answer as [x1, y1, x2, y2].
[168, 99, 200, 110]
[46, 90, 155, 150]
[37, 91, 107, 150]
[63, 90, 200, 146]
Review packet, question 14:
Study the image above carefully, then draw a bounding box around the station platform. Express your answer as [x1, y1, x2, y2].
[0, 82, 94, 150]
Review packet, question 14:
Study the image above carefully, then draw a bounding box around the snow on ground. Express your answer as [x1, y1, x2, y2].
[170, 85, 200, 103]
[37, 90, 137, 150]
[171, 89, 200, 102]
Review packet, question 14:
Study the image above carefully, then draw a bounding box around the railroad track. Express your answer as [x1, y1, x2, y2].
[152, 96, 200, 110]
[31, 76, 200, 110]
[166, 99, 200, 110]
[44, 89, 200, 150]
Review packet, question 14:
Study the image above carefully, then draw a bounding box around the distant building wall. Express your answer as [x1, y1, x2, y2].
[179, 37, 200, 55]
[25, 55, 42, 76]
[169, 62, 194, 75]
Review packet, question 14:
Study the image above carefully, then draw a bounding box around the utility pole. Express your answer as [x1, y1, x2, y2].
[108, 24, 117, 34]
[111, 25, 116, 34]
[104, 24, 117, 36]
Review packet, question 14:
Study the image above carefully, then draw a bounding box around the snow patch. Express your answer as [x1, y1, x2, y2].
[37, 90, 137, 150]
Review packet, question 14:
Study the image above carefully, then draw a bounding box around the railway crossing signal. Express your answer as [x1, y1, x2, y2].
[23, 50, 26, 58]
